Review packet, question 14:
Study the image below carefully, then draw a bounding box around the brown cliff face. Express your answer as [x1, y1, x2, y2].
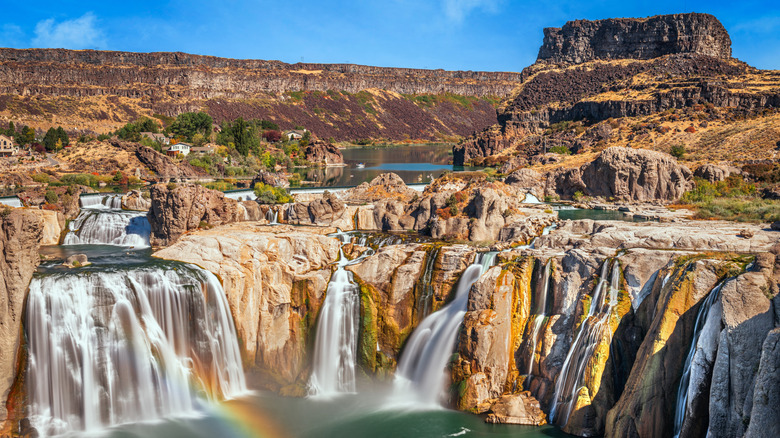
[0, 48, 520, 141]
[0, 209, 43, 428]
[537, 13, 731, 65]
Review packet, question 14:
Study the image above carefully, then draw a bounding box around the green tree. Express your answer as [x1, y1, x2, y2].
[7, 121, 14, 137]
[43, 128, 59, 151]
[233, 117, 248, 156]
[19, 126, 35, 145]
[170, 112, 213, 141]
[56, 127, 69, 147]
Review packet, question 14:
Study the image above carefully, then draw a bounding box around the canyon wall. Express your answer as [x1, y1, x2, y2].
[537, 13, 731, 64]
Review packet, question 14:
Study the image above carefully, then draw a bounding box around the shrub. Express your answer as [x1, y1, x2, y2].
[253, 183, 292, 204]
[166, 182, 177, 191]
[670, 145, 686, 159]
[573, 191, 585, 202]
[44, 190, 59, 204]
[60, 173, 99, 188]
[549, 145, 572, 155]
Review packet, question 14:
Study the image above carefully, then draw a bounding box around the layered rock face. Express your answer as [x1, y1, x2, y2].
[148, 183, 244, 246]
[537, 13, 731, 64]
[0, 210, 43, 426]
[110, 140, 206, 182]
[303, 141, 344, 166]
[548, 147, 693, 201]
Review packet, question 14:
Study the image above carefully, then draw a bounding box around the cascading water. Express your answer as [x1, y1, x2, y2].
[63, 209, 150, 247]
[26, 263, 246, 436]
[524, 259, 552, 375]
[393, 251, 497, 406]
[672, 280, 726, 438]
[416, 246, 441, 320]
[549, 258, 621, 425]
[265, 208, 279, 225]
[79, 193, 123, 209]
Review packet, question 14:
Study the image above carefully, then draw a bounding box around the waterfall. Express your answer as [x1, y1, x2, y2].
[26, 263, 246, 436]
[672, 281, 725, 438]
[63, 209, 150, 247]
[308, 247, 361, 397]
[0, 196, 22, 208]
[416, 246, 442, 320]
[549, 258, 621, 425]
[266, 208, 279, 225]
[79, 193, 123, 209]
[393, 252, 497, 406]
[525, 259, 552, 375]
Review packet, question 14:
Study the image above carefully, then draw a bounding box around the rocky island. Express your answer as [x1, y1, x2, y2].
[0, 11, 778, 438]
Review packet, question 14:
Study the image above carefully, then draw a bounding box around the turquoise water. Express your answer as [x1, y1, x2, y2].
[557, 208, 655, 222]
[101, 391, 568, 438]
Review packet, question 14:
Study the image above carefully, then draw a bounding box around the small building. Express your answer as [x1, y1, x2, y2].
[0, 135, 18, 157]
[164, 142, 191, 157]
[284, 130, 307, 141]
[141, 132, 170, 145]
[190, 144, 217, 155]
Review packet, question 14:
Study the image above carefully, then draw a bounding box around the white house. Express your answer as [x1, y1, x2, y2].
[284, 129, 307, 141]
[165, 142, 191, 156]
[0, 135, 17, 157]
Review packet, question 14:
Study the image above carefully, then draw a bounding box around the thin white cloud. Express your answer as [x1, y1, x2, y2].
[731, 16, 780, 34]
[32, 12, 106, 49]
[443, 0, 502, 23]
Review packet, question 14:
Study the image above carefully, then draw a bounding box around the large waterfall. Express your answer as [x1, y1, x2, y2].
[393, 252, 497, 406]
[26, 263, 247, 436]
[549, 258, 621, 425]
[63, 209, 150, 247]
[79, 193, 123, 209]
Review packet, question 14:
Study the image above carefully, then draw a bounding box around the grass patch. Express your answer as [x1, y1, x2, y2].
[680, 176, 780, 222]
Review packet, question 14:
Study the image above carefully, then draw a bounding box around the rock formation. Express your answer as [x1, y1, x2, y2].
[121, 189, 151, 211]
[537, 13, 731, 65]
[0, 209, 43, 427]
[547, 147, 693, 202]
[147, 183, 244, 246]
[303, 141, 344, 166]
[111, 140, 206, 182]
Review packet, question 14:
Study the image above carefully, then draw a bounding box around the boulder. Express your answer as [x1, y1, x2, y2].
[694, 163, 735, 183]
[504, 168, 545, 199]
[63, 253, 90, 268]
[147, 183, 244, 246]
[252, 171, 289, 188]
[287, 191, 350, 227]
[485, 393, 547, 426]
[121, 189, 150, 211]
[343, 173, 418, 203]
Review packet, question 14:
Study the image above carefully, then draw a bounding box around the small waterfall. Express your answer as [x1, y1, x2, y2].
[0, 196, 23, 208]
[416, 246, 442, 320]
[393, 251, 497, 406]
[549, 258, 621, 425]
[79, 193, 123, 209]
[525, 259, 552, 375]
[64, 209, 150, 247]
[265, 208, 279, 225]
[522, 193, 542, 204]
[672, 281, 726, 437]
[26, 264, 246, 436]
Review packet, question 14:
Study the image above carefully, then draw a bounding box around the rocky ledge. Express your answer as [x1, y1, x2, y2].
[537, 13, 731, 65]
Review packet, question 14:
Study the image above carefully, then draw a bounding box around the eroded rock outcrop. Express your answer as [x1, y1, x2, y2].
[121, 189, 151, 211]
[548, 147, 692, 202]
[111, 140, 205, 182]
[0, 209, 43, 426]
[303, 141, 344, 166]
[148, 183, 243, 246]
[537, 13, 731, 65]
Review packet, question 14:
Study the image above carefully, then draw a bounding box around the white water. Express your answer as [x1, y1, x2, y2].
[525, 259, 552, 375]
[522, 193, 542, 204]
[308, 248, 361, 397]
[266, 208, 279, 225]
[26, 265, 246, 436]
[223, 190, 257, 201]
[0, 196, 22, 208]
[393, 252, 497, 407]
[417, 246, 442, 320]
[79, 193, 123, 209]
[64, 209, 150, 247]
[549, 259, 621, 425]
[672, 281, 725, 437]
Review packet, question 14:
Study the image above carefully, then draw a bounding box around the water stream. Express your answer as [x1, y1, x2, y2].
[63, 209, 150, 247]
[392, 252, 497, 406]
[524, 259, 552, 376]
[549, 258, 621, 426]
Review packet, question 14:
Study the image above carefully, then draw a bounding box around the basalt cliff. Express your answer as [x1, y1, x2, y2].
[0, 49, 522, 141]
[455, 13, 780, 168]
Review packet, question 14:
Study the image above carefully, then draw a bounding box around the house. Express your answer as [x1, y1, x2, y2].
[140, 132, 170, 145]
[190, 144, 217, 154]
[164, 142, 191, 156]
[284, 129, 307, 141]
[0, 135, 17, 157]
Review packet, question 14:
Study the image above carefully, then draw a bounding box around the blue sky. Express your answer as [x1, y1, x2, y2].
[1, 1, 778, 72]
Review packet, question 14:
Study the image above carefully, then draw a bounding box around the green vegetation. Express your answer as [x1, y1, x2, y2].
[670, 144, 686, 159]
[60, 173, 100, 188]
[44, 190, 58, 204]
[115, 117, 160, 142]
[681, 176, 780, 222]
[549, 145, 572, 155]
[253, 183, 292, 204]
[169, 112, 213, 142]
[42, 127, 69, 152]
